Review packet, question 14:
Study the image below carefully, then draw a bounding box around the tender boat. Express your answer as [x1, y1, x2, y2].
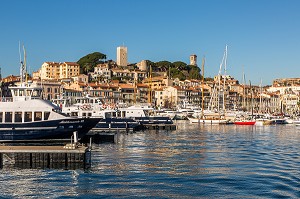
[0, 83, 100, 142]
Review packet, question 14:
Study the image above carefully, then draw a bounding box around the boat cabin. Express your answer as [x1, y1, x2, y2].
[0, 85, 64, 123]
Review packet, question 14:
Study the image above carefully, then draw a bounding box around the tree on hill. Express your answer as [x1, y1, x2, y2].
[77, 52, 106, 74]
[187, 65, 202, 79]
[172, 61, 187, 71]
[155, 61, 173, 72]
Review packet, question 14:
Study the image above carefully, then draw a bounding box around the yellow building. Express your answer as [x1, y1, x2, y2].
[40, 62, 80, 80]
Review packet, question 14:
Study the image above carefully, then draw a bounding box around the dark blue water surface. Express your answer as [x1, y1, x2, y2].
[0, 121, 300, 198]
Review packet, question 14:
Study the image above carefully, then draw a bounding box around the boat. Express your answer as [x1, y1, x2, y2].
[0, 49, 100, 142]
[0, 82, 100, 142]
[188, 116, 228, 124]
[234, 120, 256, 125]
[92, 118, 141, 131]
[115, 104, 173, 125]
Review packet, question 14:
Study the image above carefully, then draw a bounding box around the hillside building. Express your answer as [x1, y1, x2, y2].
[117, 46, 128, 66]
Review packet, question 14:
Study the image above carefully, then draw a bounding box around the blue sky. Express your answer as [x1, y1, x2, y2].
[0, 0, 300, 85]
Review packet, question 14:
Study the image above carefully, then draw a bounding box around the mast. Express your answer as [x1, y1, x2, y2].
[242, 70, 246, 110]
[19, 42, 27, 85]
[259, 79, 262, 113]
[201, 56, 205, 118]
[148, 65, 152, 104]
[249, 80, 253, 118]
[223, 45, 228, 111]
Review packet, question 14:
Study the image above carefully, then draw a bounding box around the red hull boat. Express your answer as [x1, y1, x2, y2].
[234, 121, 256, 125]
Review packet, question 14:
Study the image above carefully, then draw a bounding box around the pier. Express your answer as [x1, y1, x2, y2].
[0, 145, 91, 170]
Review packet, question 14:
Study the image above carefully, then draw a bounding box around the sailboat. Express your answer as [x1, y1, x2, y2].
[234, 80, 256, 125]
[188, 55, 227, 124]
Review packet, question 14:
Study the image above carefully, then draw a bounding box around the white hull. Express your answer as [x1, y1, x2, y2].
[188, 117, 227, 124]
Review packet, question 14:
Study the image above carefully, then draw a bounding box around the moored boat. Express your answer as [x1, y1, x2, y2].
[234, 120, 256, 125]
[188, 117, 228, 124]
[0, 83, 100, 142]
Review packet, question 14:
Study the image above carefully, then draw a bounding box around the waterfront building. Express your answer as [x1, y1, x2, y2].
[155, 86, 178, 108]
[33, 80, 62, 100]
[32, 70, 41, 80]
[117, 46, 128, 66]
[136, 83, 149, 103]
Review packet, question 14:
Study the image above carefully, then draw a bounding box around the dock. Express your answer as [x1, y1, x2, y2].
[0, 145, 91, 170]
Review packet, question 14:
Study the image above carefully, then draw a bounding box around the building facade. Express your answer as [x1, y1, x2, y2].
[190, 54, 197, 66]
[117, 46, 128, 66]
[40, 62, 80, 80]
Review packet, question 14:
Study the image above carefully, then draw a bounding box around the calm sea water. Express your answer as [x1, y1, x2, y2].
[0, 121, 299, 198]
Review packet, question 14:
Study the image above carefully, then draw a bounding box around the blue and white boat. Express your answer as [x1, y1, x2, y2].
[0, 83, 100, 142]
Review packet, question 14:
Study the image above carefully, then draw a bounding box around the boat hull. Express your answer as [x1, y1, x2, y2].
[234, 121, 256, 125]
[133, 116, 173, 125]
[92, 118, 141, 131]
[0, 118, 100, 141]
[188, 117, 228, 124]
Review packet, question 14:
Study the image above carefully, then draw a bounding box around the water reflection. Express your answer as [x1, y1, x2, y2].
[0, 121, 299, 198]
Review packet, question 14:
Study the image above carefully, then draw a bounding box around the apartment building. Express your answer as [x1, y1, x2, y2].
[40, 62, 80, 80]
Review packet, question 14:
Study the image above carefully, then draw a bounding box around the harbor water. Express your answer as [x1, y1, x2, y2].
[0, 121, 299, 198]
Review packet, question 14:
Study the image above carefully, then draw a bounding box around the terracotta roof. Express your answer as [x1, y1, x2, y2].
[64, 62, 80, 66]
[137, 83, 148, 88]
[119, 84, 134, 89]
[45, 62, 60, 66]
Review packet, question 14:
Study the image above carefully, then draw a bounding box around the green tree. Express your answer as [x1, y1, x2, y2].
[155, 61, 173, 71]
[172, 61, 187, 70]
[188, 65, 202, 79]
[77, 52, 106, 74]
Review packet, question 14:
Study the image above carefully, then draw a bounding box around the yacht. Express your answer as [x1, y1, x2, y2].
[0, 83, 100, 142]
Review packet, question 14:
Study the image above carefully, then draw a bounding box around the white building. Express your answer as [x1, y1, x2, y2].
[117, 46, 128, 66]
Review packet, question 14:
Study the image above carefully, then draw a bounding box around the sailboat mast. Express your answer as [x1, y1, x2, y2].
[19, 42, 27, 85]
[242, 71, 246, 110]
[223, 45, 228, 111]
[201, 56, 205, 118]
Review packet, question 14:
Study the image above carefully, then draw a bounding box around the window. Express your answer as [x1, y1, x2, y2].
[15, 112, 22, 122]
[44, 112, 50, 120]
[34, 112, 42, 121]
[0, 112, 2, 122]
[71, 112, 78, 116]
[24, 112, 32, 122]
[5, 112, 12, 123]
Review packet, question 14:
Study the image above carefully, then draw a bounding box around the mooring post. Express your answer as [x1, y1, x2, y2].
[89, 137, 92, 150]
[126, 122, 128, 133]
[65, 153, 68, 169]
[30, 153, 33, 169]
[0, 153, 3, 169]
[47, 153, 50, 169]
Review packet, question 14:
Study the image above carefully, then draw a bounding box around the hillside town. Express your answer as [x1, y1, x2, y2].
[0, 46, 300, 117]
